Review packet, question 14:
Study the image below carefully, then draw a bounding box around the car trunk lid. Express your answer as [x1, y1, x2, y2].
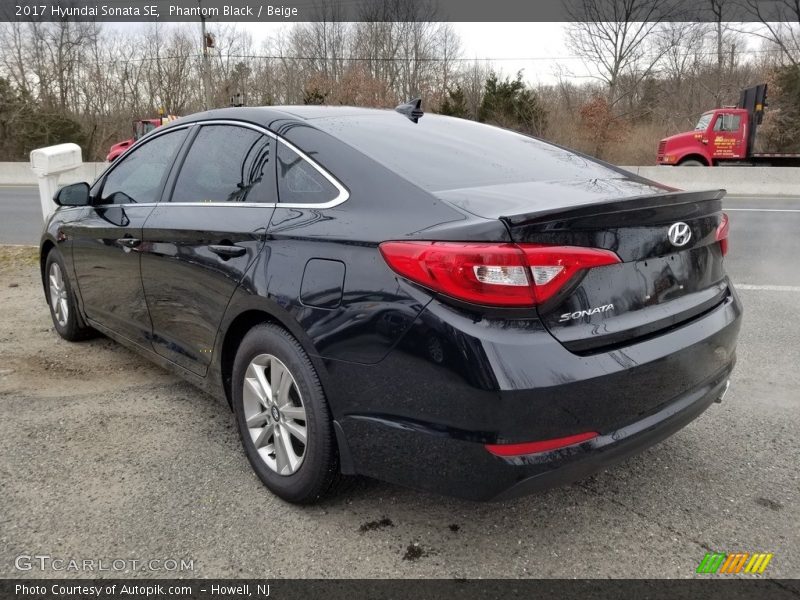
[436, 178, 729, 353]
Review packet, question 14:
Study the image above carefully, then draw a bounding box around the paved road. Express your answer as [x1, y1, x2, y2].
[0, 190, 798, 579]
[0, 186, 42, 245]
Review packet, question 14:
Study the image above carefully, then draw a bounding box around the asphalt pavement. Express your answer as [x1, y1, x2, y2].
[0, 186, 42, 245]
[0, 188, 798, 579]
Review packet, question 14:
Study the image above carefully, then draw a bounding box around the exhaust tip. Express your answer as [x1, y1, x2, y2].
[715, 380, 730, 404]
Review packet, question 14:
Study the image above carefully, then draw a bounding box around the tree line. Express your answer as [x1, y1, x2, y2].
[1, 0, 799, 163]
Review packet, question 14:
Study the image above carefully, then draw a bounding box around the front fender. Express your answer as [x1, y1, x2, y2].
[39, 208, 83, 299]
[671, 146, 712, 165]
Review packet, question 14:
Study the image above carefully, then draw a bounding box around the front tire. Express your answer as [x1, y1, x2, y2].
[678, 159, 705, 166]
[232, 323, 340, 503]
[44, 249, 94, 341]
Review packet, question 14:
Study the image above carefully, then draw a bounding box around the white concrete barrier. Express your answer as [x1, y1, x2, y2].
[0, 162, 106, 186]
[621, 166, 800, 196]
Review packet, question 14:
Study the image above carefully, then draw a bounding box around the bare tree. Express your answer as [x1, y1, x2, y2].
[742, 0, 800, 67]
[566, 0, 673, 104]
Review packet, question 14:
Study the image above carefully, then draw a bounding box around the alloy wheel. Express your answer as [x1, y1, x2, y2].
[48, 262, 69, 327]
[242, 354, 308, 475]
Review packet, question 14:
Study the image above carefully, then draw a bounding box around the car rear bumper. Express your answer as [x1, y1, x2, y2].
[489, 368, 730, 501]
[327, 285, 742, 501]
[336, 366, 730, 501]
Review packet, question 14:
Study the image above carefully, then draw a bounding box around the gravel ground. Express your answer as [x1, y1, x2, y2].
[0, 244, 798, 579]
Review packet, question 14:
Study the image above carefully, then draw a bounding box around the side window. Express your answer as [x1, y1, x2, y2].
[714, 114, 741, 132]
[100, 129, 187, 205]
[277, 142, 339, 205]
[171, 125, 275, 203]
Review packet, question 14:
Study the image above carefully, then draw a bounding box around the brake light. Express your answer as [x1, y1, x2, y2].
[485, 431, 599, 456]
[379, 241, 620, 307]
[716, 213, 729, 256]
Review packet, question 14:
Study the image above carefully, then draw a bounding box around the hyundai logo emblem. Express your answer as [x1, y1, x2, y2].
[668, 222, 692, 247]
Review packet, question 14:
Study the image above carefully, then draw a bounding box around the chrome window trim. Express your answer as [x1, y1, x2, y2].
[94, 122, 197, 188]
[90, 119, 350, 210]
[206, 119, 350, 209]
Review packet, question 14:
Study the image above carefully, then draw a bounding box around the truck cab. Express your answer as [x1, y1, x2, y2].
[657, 108, 749, 166]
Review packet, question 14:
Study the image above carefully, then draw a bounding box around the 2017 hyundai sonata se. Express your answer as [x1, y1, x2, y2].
[40, 104, 741, 503]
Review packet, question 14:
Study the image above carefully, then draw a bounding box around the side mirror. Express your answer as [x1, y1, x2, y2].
[54, 182, 90, 207]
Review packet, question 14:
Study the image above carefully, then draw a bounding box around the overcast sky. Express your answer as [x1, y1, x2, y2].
[238, 22, 585, 84]
[108, 21, 771, 86]
[114, 21, 582, 83]
[235, 21, 767, 86]
[440, 22, 582, 84]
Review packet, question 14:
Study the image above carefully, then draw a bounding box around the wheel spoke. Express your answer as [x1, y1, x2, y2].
[59, 298, 68, 322]
[244, 374, 267, 405]
[270, 360, 286, 404]
[277, 371, 293, 405]
[282, 419, 307, 445]
[246, 409, 270, 428]
[49, 274, 58, 291]
[280, 405, 305, 421]
[252, 423, 274, 448]
[273, 425, 290, 473]
[254, 363, 273, 405]
[278, 424, 301, 473]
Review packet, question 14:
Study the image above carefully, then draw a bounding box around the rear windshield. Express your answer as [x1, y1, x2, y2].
[311, 113, 618, 192]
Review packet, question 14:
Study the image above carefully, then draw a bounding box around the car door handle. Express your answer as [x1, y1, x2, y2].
[209, 244, 247, 259]
[117, 237, 141, 249]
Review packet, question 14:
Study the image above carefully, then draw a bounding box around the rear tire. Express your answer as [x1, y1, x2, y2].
[678, 159, 705, 166]
[44, 249, 95, 341]
[232, 323, 340, 503]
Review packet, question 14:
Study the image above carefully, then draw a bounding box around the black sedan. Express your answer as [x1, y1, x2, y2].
[40, 105, 741, 503]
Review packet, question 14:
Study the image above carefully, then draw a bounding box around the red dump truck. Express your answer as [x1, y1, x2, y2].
[657, 84, 800, 167]
[106, 114, 179, 162]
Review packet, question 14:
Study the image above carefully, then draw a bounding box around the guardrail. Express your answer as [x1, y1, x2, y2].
[621, 166, 800, 196]
[1, 162, 798, 196]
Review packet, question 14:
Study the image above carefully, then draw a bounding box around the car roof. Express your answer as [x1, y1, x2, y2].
[175, 105, 398, 127]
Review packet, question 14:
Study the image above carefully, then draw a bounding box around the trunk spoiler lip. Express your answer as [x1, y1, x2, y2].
[500, 188, 727, 227]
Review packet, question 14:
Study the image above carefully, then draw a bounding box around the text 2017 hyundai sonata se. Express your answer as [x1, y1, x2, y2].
[40, 105, 741, 503]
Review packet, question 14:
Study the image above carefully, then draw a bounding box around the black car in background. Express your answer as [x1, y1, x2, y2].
[40, 106, 741, 503]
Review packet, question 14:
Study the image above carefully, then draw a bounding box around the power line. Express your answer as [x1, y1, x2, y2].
[58, 47, 782, 67]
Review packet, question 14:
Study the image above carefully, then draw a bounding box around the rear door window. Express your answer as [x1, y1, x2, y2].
[171, 125, 276, 204]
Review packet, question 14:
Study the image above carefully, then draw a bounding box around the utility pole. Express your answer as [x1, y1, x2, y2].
[199, 0, 211, 110]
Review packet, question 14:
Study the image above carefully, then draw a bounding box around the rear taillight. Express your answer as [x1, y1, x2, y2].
[379, 241, 620, 307]
[485, 431, 599, 456]
[716, 213, 729, 256]
[523, 244, 621, 305]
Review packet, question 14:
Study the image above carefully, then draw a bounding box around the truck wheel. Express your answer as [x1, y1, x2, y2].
[678, 159, 705, 166]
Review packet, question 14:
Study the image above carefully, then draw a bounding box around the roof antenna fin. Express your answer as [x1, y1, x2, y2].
[395, 98, 423, 123]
